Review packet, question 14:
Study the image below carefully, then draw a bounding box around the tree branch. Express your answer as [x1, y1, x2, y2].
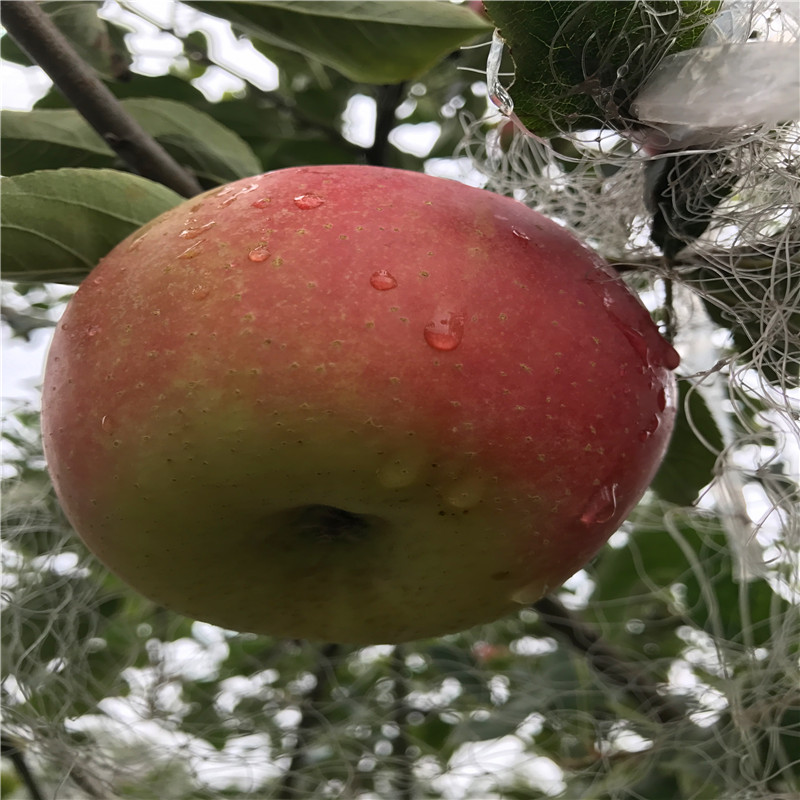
[1, 1, 202, 198]
[532, 596, 687, 725]
[1, 735, 46, 800]
[366, 83, 408, 167]
[390, 645, 415, 800]
[278, 643, 340, 799]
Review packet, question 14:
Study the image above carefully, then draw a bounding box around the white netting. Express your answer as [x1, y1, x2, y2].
[2, 1, 799, 798]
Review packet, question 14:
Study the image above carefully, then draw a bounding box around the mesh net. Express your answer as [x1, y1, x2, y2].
[2, 1, 799, 798]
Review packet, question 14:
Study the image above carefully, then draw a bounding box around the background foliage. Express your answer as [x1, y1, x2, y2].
[1, 2, 798, 798]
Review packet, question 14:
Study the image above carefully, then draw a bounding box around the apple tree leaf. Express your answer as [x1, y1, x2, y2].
[482, 1, 717, 137]
[1, 109, 115, 176]
[1, 168, 182, 284]
[651, 380, 725, 506]
[188, 1, 492, 84]
[0, 1, 131, 80]
[590, 516, 788, 648]
[116, 97, 262, 184]
[647, 149, 738, 260]
[1, 99, 261, 185]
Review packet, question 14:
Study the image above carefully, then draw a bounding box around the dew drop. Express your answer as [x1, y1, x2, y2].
[638, 415, 661, 442]
[656, 387, 667, 412]
[101, 415, 114, 434]
[618, 324, 651, 367]
[128, 233, 147, 252]
[179, 221, 215, 239]
[294, 193, 325, 210]
[178, 242, 204, 260]
[248, 245, 270, 263]
[660, 341, 681, 370]
[216, 182, 258, 207]
[370, 270, 398, 291]
[87, 325, 101, 337]
[424, 310, 465, 352]
[587, 271, 680, 372]
[377, 460, 417, 489]
[511, 227, 530, 241]
[581, 483, 619, 526]
[511, 582, 544, 605]
[444, 475, 485, 510]
[191, 285, 210, 301]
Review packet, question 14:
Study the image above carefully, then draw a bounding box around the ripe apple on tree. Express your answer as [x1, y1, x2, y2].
[41, 165, 679, 644]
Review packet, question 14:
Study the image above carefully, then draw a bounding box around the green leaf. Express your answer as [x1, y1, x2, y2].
[2, 99, 261, 185]
[1, 109, 115, 176]
[1, 169, 182, 284]
[483, 1, 718, 136]
[189, 1, 492, 84]
[117, 98, 262, 184]
[647, 149, 738, 260]
[651, 380, 725, 506]
[1, 1, 131, 80]
[591, 515, 790, 648]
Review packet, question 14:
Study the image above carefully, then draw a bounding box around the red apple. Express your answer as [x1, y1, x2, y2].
[41, 165, 679, 643]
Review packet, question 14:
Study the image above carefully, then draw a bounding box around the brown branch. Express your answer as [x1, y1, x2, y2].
[1, 735, 46, 800]
[366, 83, 408, 167]
[278, 643, 340, 799]
[1, 1, 202, 198]
[532, 596, 687, 725]
[390, 645, 415, 800]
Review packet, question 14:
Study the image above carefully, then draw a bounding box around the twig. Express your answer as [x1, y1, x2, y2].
[532, 596, 687, 725]
[391, 645, 415, 800]
[1, 735, 46, 800]
[0, 1, 202, 198]
[367, 83, 408, 167]
[278, 643, 340, 799]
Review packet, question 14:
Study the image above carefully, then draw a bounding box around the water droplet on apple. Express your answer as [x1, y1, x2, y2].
[216, 182, 258, 207]
[248, 245, 270, 263]
[424, 310, 465, 352]
[581, 483, 619, 526]
[191, 286, 210, 301]
[511, 582, 544, 605]
[656, 387, 667, 412]
[444, 475, 485, 509]
[511, 227, 530, 241]
[639, 415, 661, 442]
[294, 193, 325, 210]
[251, 198, 270, 209]
[586, 271, 680, 371]
[179, 221, 215, 239]
[370, 270, 398, 291]
[128, 233, 147, 251]
[87, 325, 101, 337]
[101, 415, 114, 434]
[377, 445, 427, 489]
[377, 459, 418, 489]
[178, 242, 204, 260]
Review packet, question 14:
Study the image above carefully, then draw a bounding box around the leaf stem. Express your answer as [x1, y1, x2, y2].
[0, 1, 202, 198]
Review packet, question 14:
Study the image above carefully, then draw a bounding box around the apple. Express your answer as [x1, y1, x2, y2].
[41, 165, 679, 644]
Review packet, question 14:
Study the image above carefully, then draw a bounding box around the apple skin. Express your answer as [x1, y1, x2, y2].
[41, 165, 679, 644]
